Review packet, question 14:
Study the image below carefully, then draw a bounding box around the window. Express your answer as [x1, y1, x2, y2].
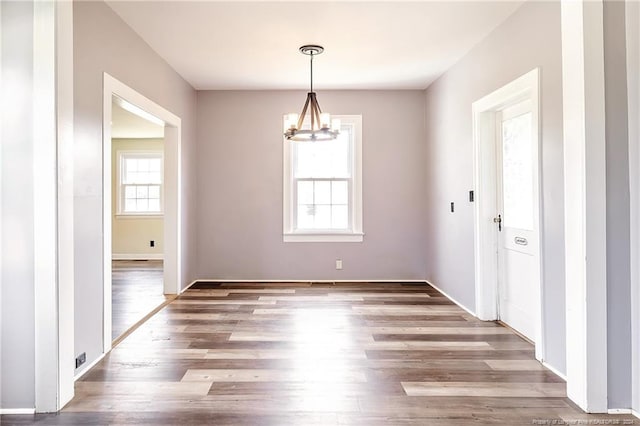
[117, 152, 163, 215]
[283, 115, 363, 242]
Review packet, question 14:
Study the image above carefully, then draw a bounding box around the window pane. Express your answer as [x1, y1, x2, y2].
[126, 171, 139, 184]
[297, 181, 313, 205]
[314, 205, 331, 228]
[332, 181, 348, 204]
[149, 171, 161, 184]
[136, 198, 148, 211]
[149, 158, 161, 172]
[329, 131, 350, 177]
[137, 159, 150, 172]
[125, 186, 136, 199]
[126, 159, 138, 172]
[314, 181, 331, 205]
[502, 112, 533, 230]
[125, 199, 136, 212]
[148, 199, 160, 212]
[297, 204, 314, 229]
[148, 186, 160, 199]
[332, 205, 348, 229]
[136, 186, 148, 198]
[294, 134, 350, 179]
[295, 146, 314, 178]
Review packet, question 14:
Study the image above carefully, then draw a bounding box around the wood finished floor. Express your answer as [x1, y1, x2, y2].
[112, 260, 168, 342]
[3, 282, 637, 425]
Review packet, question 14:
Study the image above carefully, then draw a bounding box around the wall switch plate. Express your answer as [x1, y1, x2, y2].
[450, 202, 455, 213]
[150, 240, 155, 247]
[75, 352, 86, 369]
[336, 259, 343, 270]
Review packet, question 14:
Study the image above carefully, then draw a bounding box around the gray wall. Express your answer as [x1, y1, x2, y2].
[628, 0, 640, 413]
[0, 1, 36, 409]
[423, 1, 566, 373]
[196, 90, 427, 280]
[604, 0, 632, 410]
[73, 1, 197, 375]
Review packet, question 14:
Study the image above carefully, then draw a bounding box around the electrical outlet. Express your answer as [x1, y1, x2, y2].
[150, 240, 155, 248]
[75, 352, 86, 369]
[336, 259, 343, 270]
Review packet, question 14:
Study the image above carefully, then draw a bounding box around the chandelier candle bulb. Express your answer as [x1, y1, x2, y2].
[285, 113, 299, 131]
[331, 118, 341, 132]
[320, 113, 331, 130]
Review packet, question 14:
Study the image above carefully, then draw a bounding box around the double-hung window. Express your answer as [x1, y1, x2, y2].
[283, 115, 363, 242]
[117, 152, 163, 215]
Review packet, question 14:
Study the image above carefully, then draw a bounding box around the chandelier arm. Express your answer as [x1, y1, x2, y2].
[310, 95, 315, 131]
[311, 95, 321, 130]
[297, 94, 311, 130]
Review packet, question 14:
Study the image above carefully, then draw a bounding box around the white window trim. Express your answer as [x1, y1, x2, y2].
[116, 150, 164, 217]
[283, 115, 363, 242]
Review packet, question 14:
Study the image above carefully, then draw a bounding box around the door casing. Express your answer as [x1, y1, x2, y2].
[472, 68, 544, 361]
[102, 73, 182, 354]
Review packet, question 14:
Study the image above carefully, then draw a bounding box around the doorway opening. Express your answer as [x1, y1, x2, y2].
[110, 95, 167, 343]
[472, 68, 545, 361]
[102, 74, 182, 353]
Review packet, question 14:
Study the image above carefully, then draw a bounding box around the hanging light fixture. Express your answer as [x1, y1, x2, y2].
[284, 45, 340, 142]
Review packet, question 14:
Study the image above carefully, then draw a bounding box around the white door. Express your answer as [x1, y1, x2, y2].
[495, 99, 539, 341]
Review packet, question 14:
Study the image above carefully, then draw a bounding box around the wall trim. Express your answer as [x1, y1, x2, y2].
[560, 0, 609, 412]
[608, 409, 632, 414]
[191, 279, 429, 284]
[181, 280, 198, 294]
[425, 280, 476, 317]
[73, 352, 106, 382]
[543, 361, 567, 381]
[0, 409, 36, 415]
[112, 253, 163, 260]
[633, 409, 640, 419]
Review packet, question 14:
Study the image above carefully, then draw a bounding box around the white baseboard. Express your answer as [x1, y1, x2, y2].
[0, 408, 35, 415]
[608, 408, 632, 414]
[633, 409, 640, 419]
[193, 279, 428, 283]
[112, 253, 163, 260]
[542, 360, 567, 381]
[73, 352, 106, 382]
[425, 280, 476, 316]
[180, 280, 198, 294]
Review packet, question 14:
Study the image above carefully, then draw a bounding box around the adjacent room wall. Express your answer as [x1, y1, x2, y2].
[196, 90, 427, 280]
[73, 0, 197, 375]
[111, 138, 164, 259]
[423, 1, 566, 373]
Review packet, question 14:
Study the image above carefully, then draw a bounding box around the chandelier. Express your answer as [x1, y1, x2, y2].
[284, 45, 340, 142]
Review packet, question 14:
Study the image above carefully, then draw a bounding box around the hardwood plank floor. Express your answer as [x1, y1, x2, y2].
[111, 260, 169, 342]
[3, 282, 637, 425]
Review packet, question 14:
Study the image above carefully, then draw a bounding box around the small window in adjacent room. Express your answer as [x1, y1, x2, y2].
[117, 152, 163, 215]
[283, 115, 363, 242]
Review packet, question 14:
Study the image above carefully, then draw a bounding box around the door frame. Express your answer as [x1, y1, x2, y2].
[472, 68, 544, 361]
[102, 73, 182, 353]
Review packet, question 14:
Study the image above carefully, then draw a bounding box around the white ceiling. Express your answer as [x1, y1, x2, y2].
[112, 100, 165, 139]
[105, 1, 524, 90]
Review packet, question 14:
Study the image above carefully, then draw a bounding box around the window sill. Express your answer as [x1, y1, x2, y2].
[115, 213, 164, 219]
[283, 232, 364, 243]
